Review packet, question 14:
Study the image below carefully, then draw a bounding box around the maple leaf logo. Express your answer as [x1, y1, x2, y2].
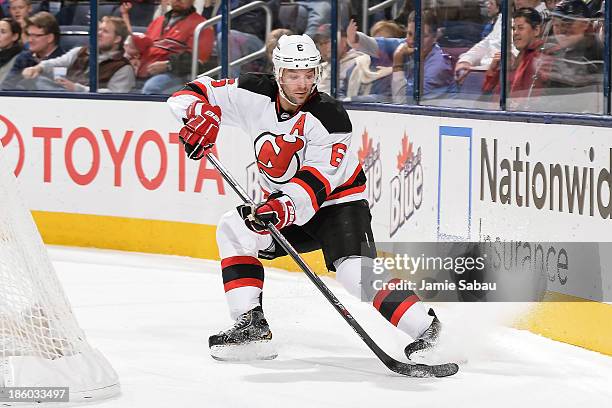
[396, 132, 414, 171]
[358, 129, 372, 164]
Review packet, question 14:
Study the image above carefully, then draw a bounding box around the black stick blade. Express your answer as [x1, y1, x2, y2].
[388, 361, 459, 378]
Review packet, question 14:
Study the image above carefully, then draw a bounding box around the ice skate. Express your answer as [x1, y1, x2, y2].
[209, 306, 277, 361]
[404, 308, 441, 360]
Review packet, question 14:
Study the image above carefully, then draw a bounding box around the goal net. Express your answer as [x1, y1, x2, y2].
[0, 144, 119, 403]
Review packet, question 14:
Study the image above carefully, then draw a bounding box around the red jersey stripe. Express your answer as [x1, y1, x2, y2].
[221, 256, 263, 269]
[190, 81, 210, 102]
[372, 278, 401, 310]
[172, 90, 208, 101]
[224, 277, 264, 292]
[389, 295, 420, 326]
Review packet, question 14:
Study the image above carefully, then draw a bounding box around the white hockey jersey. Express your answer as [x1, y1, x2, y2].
[167, 73, 367, 226]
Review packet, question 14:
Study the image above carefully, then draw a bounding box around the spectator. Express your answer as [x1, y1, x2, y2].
[263, 28, 292, 73]
[2, 11, 64, 90]
[313, 23, 363, 98]
[481, 0, 500, 39]
[541, 0, 602, 89]
[454, 0, 549, 84]
[295, 0, 330, 38]
[544, 0, 558, 10]
[120, 0, 214, 94]
[0, 17, 22, 85]
[20, 16, 134, 92]
[482, 8, 546, 107]
[124, 32, 150, 74]
[344, 18, 393, 102]
[8, 0, 31, 40]
[391, 10, 453, 103]
[210, 0, 281, 77]
[346, 11, 453, 103]
[370, 20, 405, 38]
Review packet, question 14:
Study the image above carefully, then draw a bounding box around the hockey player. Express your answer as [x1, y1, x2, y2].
[167, 34, 440, 361]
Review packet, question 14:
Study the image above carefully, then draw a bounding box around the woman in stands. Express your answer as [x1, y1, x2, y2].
[0, 17, 22, 86]
[481, 0, 501, 39]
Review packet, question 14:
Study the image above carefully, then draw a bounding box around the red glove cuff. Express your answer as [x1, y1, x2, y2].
[256, 194, 296, 229]
[186, 100, 214, 119]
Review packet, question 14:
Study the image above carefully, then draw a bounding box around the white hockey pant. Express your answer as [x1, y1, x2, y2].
[216, 210, 433, 338]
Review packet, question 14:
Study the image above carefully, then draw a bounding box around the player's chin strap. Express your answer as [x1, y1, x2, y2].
[202, 150, 459, 379]
[277, 83, 301, 107]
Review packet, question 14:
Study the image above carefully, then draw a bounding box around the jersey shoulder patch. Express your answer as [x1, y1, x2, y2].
[238, 73, 276, 101]
[302, 92, 352, 134]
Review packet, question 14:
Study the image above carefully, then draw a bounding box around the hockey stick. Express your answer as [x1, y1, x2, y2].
[205, 152, 458, 378]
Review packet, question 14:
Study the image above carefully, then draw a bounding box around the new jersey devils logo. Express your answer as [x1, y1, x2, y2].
[254, 132, 304, 183]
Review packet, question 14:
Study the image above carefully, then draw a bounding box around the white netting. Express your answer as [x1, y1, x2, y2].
[0, 143, 119, 402]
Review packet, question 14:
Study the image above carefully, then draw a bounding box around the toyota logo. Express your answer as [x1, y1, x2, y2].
[0, 114, 25, 176]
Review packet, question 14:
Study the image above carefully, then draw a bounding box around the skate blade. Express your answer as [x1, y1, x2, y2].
[210, 340, 278, 362]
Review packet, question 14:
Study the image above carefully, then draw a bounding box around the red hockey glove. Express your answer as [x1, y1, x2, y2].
[237, 192, 296, 234]
[179, 101, 222, 160]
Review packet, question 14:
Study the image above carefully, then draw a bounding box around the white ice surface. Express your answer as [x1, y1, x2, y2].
[48, 246, 612, 408]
